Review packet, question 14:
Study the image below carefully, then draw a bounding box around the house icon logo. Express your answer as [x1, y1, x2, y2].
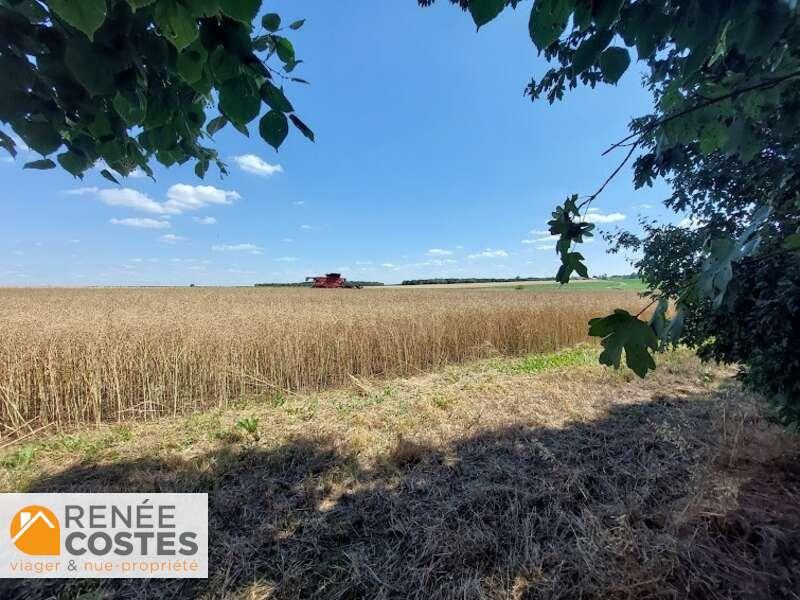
[9, 505, 60, 556]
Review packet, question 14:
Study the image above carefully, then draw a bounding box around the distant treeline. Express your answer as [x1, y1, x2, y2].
[400, 277, 554, 286]
[255, 281, 385, 287]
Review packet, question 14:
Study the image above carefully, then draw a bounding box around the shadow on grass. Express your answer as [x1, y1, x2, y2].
[2, 390, 798, 600]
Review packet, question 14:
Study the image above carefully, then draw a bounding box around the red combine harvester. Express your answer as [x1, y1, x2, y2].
[305, 273, 362, 289]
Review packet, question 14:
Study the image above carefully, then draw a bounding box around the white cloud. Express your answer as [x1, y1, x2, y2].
[232, 154, 283, 177]
[212, 243, 263, 255]
[67, 185, 240, 215]
[300, 224, 321, 230]
[468, 249, 509, 259]
[111, 218, 171, 229]
[65, 187, 100, 196]
[381, 263, 397, 269]
[163, 184, 240, 213]
[193, 216, 217, 225]
[523, 234, 558, 244]
[99, 189, 169, 214]
[281, 237, 294, 243]
[529, 229, 549, 236]
[293, 201, 305, 206]
[427, 248, 453, 256]
[274, 256, 298, 262]
[159, 234, 186, 244]
[584, 211, 626, 224]
[633, 203, 653, 210]
[536, 244, 555, 251]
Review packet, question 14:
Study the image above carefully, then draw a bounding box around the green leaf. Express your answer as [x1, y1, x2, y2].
[64, 37, 115, 96]
[186, 0, 219, 17]
[697, 237, 739, 308]
[23, 159, 56, 170]
[273, 36, 295, 64]
[262, 13, 280, 31]
[100, 168, 120, 184]
[289, 114, 314, 142]
[113, 91, 146, 126]
[154, 0, 198, 50]
[572, 30, 614, 75]
[12, 119, 62, 156]
[289, 19, 305, 30]
[48, 0, 107, 40]
[599, 47, 630, 84]
[209, 45, 241, 82]
[176, 41, 208, 84]
[259, 110, 289, 150]
[260, 82, 294, 112]
[784, 233, 800, 252]
[588, 309, 658, 378]
[207, 115, 228, 136]
[468, 0, 506, 29]
[126, 0, 156, 10]
[556, 251, 589, 284]
[591, 0, 624, 30]
[0, 130, 17, 158]
[57, 150, 90, 178]
[529, 0, 573, 51]
[219, 76, 261, 125]
[220, 0, 261, 24]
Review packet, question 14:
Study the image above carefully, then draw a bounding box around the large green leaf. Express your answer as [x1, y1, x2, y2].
[220, 0, 261, 24]
[154, 0, 198, 50]
[113, 91, 146, 126]
[176, 41, 208, 84]
[591, 0, 624, 30]
[262, 13, 281, 32]
[259, 110, 289, 150]
[468, 0, 506, 29]
[529, 0, 573, 51]
[219, 76, 261, 125]
[260, 82, 294, 112]
[64, 38, 115, 96]
[572, 30, 613, 75]
[556, 251, 589, 283]
[588, 309, 658, 378]
[697, 237, 739, 308]
[209, 45, 241, 82]
[48, 0, 107, 40]
[57, 150, 91, 177]
[12, 119, 62, 156]
[598, 46, 630, 83]
[273, 36, 295, 64]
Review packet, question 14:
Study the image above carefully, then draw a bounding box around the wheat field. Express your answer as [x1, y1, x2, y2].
[0, 287, 644, 433]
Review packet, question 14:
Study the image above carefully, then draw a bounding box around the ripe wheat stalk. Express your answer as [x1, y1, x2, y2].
[0, 287, 643, 433]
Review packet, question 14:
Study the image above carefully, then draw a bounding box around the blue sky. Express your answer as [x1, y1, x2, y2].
[1, 1, 677, 286]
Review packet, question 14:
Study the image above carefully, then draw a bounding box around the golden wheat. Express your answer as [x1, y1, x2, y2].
[0, 287, 643, 432]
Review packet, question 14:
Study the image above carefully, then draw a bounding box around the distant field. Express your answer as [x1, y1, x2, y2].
[500, 278, 646, 293]
[385, 278, 646, 292]
[0, 287, 646, 433]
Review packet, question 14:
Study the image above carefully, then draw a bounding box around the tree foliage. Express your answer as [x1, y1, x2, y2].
[424, 0, 800, 423]
[0, 0, 312, 180]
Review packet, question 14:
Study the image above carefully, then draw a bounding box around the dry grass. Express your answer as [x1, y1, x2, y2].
[0, 287, 644, 433]
[0, 348, 797, 599]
